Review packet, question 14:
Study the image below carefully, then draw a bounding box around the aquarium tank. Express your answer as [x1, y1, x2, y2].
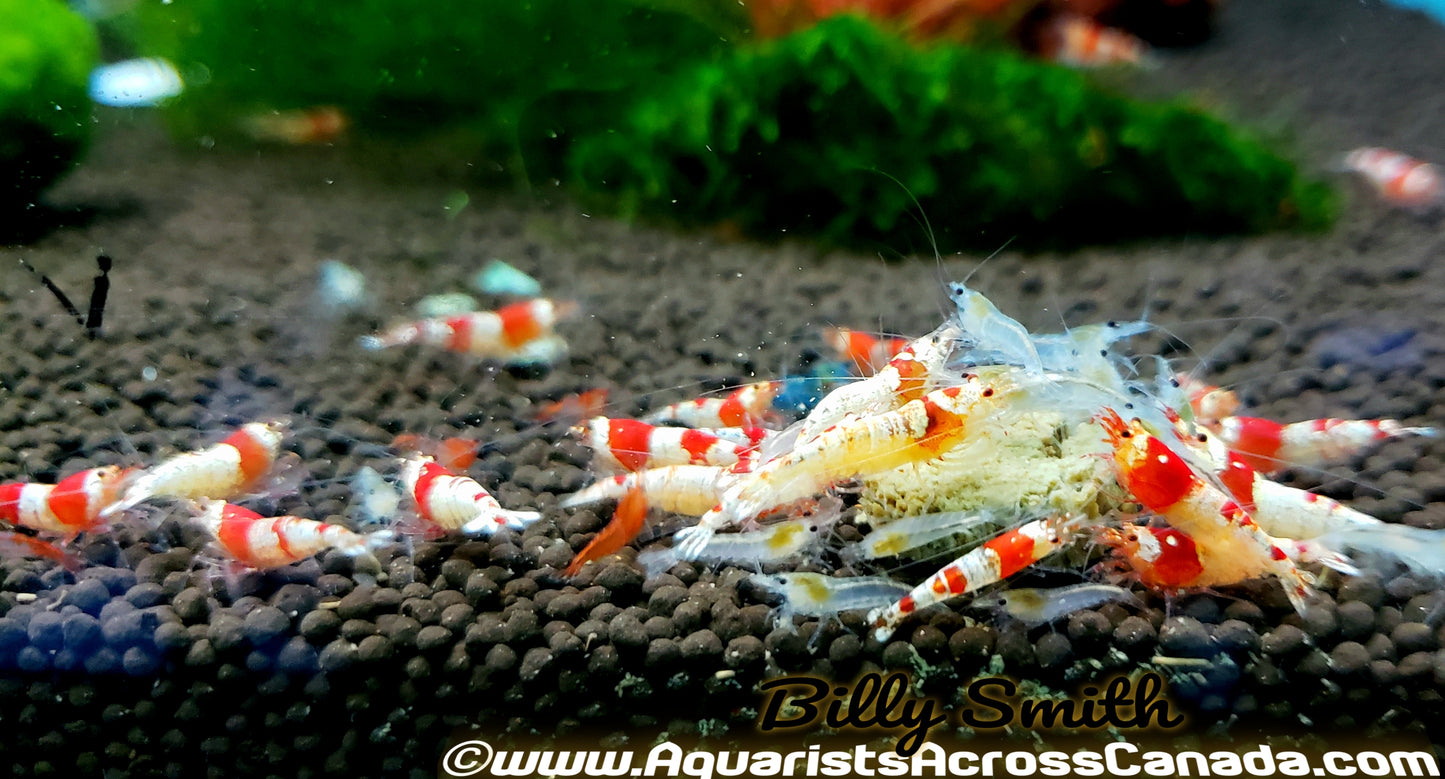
[1, 0, 1443, 776]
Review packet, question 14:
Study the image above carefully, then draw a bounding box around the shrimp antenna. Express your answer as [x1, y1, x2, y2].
[85, 254, 112, 339]
[20, 258, 84, 328]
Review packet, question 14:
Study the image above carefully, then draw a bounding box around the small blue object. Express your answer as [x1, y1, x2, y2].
[473, 260, 542, 297]
[1384, 0, 1445, 24]
[771, 361, 852, 415]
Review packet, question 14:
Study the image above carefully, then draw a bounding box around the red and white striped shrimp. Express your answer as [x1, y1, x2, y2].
[1210, 415, 1436, 475]
[677, 379, 1003, 559]
[103, 421, 292, 516]
[397, 455, 541, 537]
[358, 299, 576, 360]
[1099, 410, 1314, 613]
[1247, 478, 1382, 539]
[572, 417, 756, 472]
[0, 466, 131, 535]
[192, 500, 382, 570]
[641, 380, 780, 429]
[1098, 521, 1356, 591]
[798, 323, 960, 441]
[1343, 147, 1443, 211]
[559, 464, 729, 517]
[869, 514, 1088, 642]
[823, 327, 908, 376]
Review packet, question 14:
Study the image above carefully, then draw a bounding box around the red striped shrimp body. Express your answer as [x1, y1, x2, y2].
[572, 417, 752, 472]
[1212, 415, 1436, 475]
[1344, 147, 1443, 210]
[798, 323, 961, 442]
[1248, 478, 1382, 540]
[0, 466, 130, 535]
[104, 421, 289, 516]
[642, 381, 780, 429]
[560, 465, 728, 517]
[869, 515, 1087, 642]
[193, 500, 376, 570]
[398, 455, 541, 537]
[1099, 410, 1314, 613]
[359, 299, 575, 359]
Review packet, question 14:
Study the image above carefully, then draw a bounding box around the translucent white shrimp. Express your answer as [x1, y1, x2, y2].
[1312, 525, 1445, 580]
[948, 281, 1044, 375]
[841, 510, 1007, 563]
[636, 499, 841, 577]
[748, 573, 914, 621]
[971, 583, 1141, 626]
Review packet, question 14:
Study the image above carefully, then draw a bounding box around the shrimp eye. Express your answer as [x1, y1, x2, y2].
[1099, 349, 1107, 357]
[1196, 433, 1208, 443]
[1124, 402, 1134, 410]
[1126, 533, 1137, 541]
[1107, 320, 1118, 327]
[982, 388, 994, 397]
[1170, 378, 1180, 388]
[1119, 430, 1132, 438]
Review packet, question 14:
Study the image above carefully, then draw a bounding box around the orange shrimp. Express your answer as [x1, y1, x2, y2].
[822, 327, 908, 376]
[564, 485, 648, 576]
[0, 530, 82, 571]
[535, 388, 610, 423]
[1344, 147, 1443, 211]
[391, 433, 479, 471]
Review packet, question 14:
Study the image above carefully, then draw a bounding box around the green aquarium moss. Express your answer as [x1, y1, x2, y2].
[0, 0, 97, 210]
[122, 0, 740, 167]
[560, 15, 1336, 249]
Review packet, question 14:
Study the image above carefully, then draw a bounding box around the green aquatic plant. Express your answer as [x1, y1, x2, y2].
[561, 15, 1335, 249]
[0, 0, 97, 211]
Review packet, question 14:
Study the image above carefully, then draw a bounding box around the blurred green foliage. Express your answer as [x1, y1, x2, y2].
[123, 0, 741, 162]
[122, 2, 1332, 248]
[0, 0, 97, 208]
[562, 15, 1335, 248]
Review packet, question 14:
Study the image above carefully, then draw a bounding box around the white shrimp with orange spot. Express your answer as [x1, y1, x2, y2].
[104, 421, 291, 516]
[560, 464, 730, 517]
[572, 417, 762, 473]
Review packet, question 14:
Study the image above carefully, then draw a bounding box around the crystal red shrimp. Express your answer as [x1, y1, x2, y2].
[103, 421, 291, 516]
[1098, 410, 1315, 613]
[358, 299, 575, 358]
[192, 500, 380, 570]
[397, 454, 541, 537]
[1210, 415, 1436, 475]
[572, 417, 756, 472]
[868, 514, 1088, 642]
[1343, 147, 1443, 210]
[677, 379, 1001, 559]
[641, 380, 780, 429]
[559, 464, 729, 517]
[0, 466, 131, 535]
